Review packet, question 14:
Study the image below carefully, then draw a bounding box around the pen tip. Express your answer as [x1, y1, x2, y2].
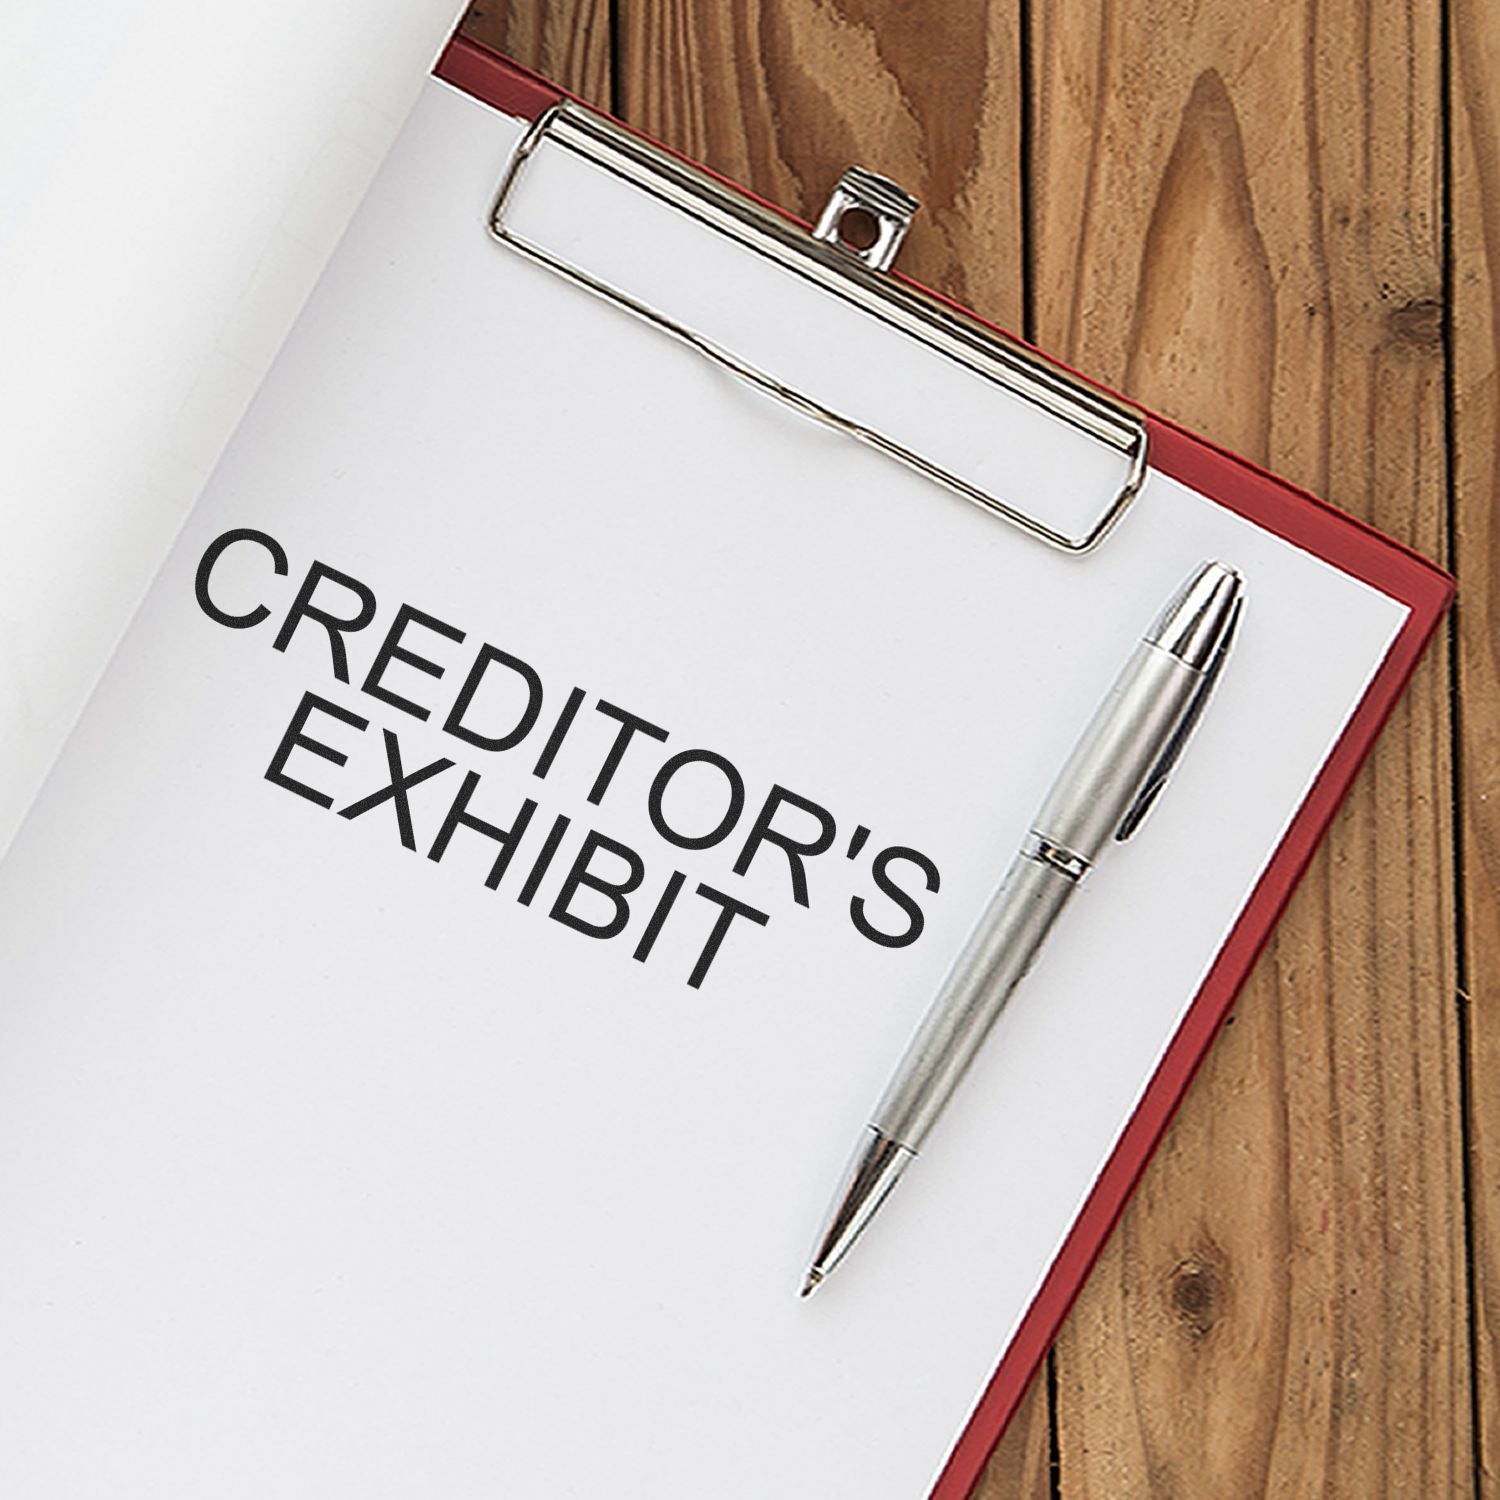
[800, 1269, 823, 1299]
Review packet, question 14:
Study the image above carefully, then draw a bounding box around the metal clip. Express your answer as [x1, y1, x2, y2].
[490, 102, 1150, 554]
[812, 168, 918, 272]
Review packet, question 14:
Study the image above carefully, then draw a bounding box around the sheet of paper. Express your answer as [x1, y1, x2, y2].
[0, 81, 1407, 1498]
[0, 0, 465, 856]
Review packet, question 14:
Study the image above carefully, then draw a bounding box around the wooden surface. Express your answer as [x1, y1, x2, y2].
[459, 2, 1493, 1494]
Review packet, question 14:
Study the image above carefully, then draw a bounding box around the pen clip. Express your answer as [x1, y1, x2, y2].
[1115, 596, 1243, 842]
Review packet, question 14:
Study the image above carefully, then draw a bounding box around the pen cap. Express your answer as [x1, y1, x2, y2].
[1031, 563, 1242, 866]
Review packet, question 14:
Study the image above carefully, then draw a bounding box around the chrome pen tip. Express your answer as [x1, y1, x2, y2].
[799, 1268, 824, 1298]
[1145, 560, 1244, 670]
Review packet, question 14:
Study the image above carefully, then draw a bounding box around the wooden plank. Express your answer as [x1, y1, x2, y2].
[1453, 0, 1500, 1490]
[612, 4, 1044, 1493]
[1029, 2, 1467, 1494]
[459, 0, 612, 104]
[614, 0, 1025, 331]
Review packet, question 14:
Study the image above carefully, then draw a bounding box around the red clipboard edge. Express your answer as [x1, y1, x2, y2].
[932, 441, 1450, 1498]
[434, 32, 1455, 1499]
[434, 34, 564, 122]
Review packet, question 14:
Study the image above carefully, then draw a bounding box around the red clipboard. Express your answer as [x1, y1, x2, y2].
[436, 33, 1452, 1498]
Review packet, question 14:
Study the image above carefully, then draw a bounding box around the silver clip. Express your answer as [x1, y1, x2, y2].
[490, 102, 1149, 554]
[812, 168, 918, 272]
[1115, 595, 1243, 841]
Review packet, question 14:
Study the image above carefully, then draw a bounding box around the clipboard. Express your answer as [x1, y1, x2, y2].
[439, 37, 1452, 1486]
[0, 26, 1458, 1500]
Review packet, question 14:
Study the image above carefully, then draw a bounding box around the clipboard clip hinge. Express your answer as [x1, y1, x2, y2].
[811, 168, 918, 273]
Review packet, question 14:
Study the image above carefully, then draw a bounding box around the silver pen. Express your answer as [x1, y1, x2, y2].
[801, 560, 1244, 1296]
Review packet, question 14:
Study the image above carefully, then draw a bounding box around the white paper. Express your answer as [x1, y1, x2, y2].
[0, 0, 466, 856]
[0, 81, 1407, 1498]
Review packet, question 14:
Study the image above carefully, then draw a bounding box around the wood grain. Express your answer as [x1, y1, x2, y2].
[460, 0, 612, 103]
[1032, 2, 1466, 1494]
[614, 0, 1025, 332]
[1453, 0, 1500, 1492]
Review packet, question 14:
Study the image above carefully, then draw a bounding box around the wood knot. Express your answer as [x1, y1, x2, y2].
[1167, 1252, 1227, 1340]
[1385, 296, 1443, 349]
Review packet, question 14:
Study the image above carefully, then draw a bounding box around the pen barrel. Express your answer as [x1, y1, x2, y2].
[870, 643, 1204, 1153]
[1032, 641, 1202, 863]
[872, 851, 1075, 1149]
